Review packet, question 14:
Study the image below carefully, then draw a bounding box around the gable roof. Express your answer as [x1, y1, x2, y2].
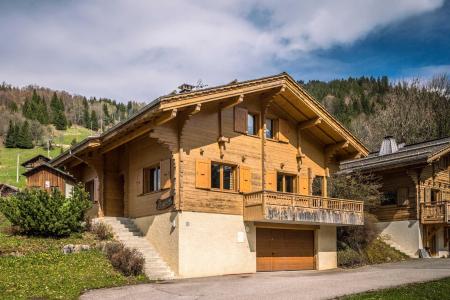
[51, 72, 369, 166]
[340, 136, 450, 173]
[22, 163, 76, 182]
[21, 154, 50, 167]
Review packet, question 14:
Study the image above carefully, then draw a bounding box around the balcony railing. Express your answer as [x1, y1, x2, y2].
[244, 190, 364, 226]
[421, 202, 450, 224]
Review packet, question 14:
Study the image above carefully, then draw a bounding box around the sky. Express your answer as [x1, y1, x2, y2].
[0, 0, 449, 102]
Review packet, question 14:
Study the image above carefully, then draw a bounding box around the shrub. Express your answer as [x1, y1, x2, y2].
[0, 184, 91, 237]
[337, 213, 379, 252]
[104, 242, 144, 276]
[337, 247, 365, 268]
[91, 222, 114, 240]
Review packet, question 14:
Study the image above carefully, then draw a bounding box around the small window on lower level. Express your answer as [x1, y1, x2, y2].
[277, 173, 296, 193]
[143, 166, 161, 194]
[382, 192, 397, 206]
[85, 180, 95, 202]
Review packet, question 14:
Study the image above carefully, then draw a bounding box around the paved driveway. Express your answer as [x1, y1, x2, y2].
[80, 259, 450, 300]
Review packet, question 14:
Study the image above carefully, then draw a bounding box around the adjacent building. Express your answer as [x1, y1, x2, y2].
[340, 136, 450, 258]
[49, 73, 368, 278]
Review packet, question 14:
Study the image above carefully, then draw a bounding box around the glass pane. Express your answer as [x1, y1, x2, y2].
[265, 119, 273, 138]
[211, 163, 221, 189]
[155, 167, 161, 191]
[223, 165, 233, 190]
[285, 175, 294, 193]
[277, 173, 283, 192]
[150, 168, 155, 191]
[247, 114, 256, 135]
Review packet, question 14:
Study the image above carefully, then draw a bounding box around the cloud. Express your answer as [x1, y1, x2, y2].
[0, 0, 444, 101]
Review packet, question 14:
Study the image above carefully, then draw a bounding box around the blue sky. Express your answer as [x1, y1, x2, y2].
[0, 0, 449, 102]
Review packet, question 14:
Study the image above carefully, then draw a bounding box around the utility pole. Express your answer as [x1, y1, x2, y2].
[47, 139, 50, 158]
[16, 153, 20, 183]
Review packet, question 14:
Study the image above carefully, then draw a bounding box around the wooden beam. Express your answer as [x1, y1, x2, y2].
[298, 117, 322, 130]
[153, 109, 177, 126]
[325, 141, 349, 162]
[186, 103, 201, 116]
[221, 94, 243, 109]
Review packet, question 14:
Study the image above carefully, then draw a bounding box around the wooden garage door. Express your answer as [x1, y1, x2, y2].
[256, 228, 314, 271]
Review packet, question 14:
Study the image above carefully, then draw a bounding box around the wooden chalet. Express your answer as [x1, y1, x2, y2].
[50, 73, 368, 278]
[0, 183, 19, 197]
[23, 162, 76, 197]
[21, 154, 50, 170]
[340, 136, 450, 258]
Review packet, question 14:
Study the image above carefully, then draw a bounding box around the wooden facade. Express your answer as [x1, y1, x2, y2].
[50, 73, 367, 225]
[23, 163, 75, 195]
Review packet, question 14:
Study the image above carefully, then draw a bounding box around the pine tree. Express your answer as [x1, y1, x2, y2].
[102, 103, 111, 126]
[17, 121, 33, 149]
[90, 110, 99, 131]
[4, 120, 16, 148]
[82, 98, 91, 128]
[50, 92, 67, 130]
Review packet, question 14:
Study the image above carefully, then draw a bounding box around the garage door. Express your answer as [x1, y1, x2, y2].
[256, 228, 314, 271]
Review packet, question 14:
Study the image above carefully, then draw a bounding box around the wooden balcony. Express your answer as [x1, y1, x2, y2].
[421, 202, 450, 224]
[244, 190, 364, 226]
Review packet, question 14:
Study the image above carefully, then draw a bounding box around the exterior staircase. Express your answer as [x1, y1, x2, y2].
[100, 217, 175, 280]
[381, 237, 418, 258]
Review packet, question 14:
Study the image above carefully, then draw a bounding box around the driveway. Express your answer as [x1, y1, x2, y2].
[80, 259, 450, 300]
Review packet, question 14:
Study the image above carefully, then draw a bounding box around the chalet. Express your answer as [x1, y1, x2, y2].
[0, 183, 19, 197]
[21, 154, 51, 170]
[23, 162, 76, 197]
[50, 73, 368, 279]
[340, 136, 450, 258]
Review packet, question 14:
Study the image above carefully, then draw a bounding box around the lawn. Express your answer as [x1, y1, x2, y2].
[0, 126, 93, 188]
[0, 213, 147, 299]
[342, 277, 450, 300]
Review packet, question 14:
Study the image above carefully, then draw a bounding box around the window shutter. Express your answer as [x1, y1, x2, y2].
[239, 166, 252, 193]
[278, 118, 290, 143]
[265, 170, 276, 191]
[137, 169, 143, 195]
[160, 159, 171, 189]
[234, 107, 248, 133]
[424, 188, 431, 203]
[196, 159, 211, 189]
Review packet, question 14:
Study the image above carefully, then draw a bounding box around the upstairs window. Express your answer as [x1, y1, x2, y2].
[265, 118, 274, 139]
[247, 113, 258, 135]
[211, 162, 236, 191]
[143, 165, 160, 194]
[277, 173, 296, 193]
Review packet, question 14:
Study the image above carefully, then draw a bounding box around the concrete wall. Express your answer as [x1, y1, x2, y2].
[134, 212, 180, 274]
[436, 227, 449, 257]
[316, 225, 337, 270]
[376, 220, 423, 257]
[177, 212, 256, 278]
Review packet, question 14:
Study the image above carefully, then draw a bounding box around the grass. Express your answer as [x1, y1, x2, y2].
[342, 277, 450, 300]
[0, 126, 92, 188]
[0, 213, 147, 299]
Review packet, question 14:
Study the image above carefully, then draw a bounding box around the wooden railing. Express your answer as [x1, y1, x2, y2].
[421, 201, 450, 224]
[243, 190, 364, 225]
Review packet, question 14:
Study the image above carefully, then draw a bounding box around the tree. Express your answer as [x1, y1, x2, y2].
[102, 103, 111, 126]
[4, 120, 16, 148]
[50, 92, 68, 130]
[17, 121, 33, 149]
[82, 98, 91, 128]
[90, 110, 99, 131]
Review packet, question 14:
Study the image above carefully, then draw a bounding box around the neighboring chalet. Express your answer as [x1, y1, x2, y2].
[0, 183, 19, 197]
[21, 154, 51, 170]
[23, 162, 76, 197]
[340, 136, 450, 258]
[50, 73, 368, 278]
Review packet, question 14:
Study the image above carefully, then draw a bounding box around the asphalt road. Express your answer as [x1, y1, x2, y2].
[80, 259, 450, 300]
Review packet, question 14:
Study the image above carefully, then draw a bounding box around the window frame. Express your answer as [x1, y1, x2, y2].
[246, 112, 260, 136]
[210, 162, 237, 192]
[85, 179, 95, 202]
[143, 164, 161, 194]
[276, 172, 297, 193]
[265, 118, 275, 139]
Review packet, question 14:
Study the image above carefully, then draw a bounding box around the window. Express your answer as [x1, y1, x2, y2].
[265, 118, 274, 139]
[431, 189, 440, 203]
[382, 192, 397, 206]
[211, 162, 236, 191]
[277, 173, 296, 193]
[85, 180, 95, 202]
[247, 113, 258, 135]
[143, 166, 160, 194]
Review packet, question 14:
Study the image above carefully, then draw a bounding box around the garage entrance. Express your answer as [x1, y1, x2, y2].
[256, 228, 315, 271]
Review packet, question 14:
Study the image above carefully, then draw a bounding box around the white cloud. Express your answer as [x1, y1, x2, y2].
[0, 0, 444, 101]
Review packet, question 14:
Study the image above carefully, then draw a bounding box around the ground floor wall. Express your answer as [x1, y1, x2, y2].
[376, 220, 423, 257]
[134, 211, 339, 278]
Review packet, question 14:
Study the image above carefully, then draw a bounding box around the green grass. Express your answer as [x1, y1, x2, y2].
[0, 126, 93, 188]
[342, 277, 450, 300]
[0, 213, 147, 299]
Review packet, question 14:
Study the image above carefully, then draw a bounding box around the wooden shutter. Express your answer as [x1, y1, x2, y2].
[397, 187, 408, 206]
[234, 107, 248, 133]
[160, 159, 171, 189]
[278, 118, 290, 143]
[137, 169, 143, 195]
[239, 166, 252, 193]
[196, 159, 211, 189]
[424, 188, 431, 203]
[265, 170, 276, 191]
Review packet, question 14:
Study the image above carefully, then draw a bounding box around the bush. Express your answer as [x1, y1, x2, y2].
[337, 213, 379, 252]
[104, 242, 144, 276]
[0, 184, 91, 237]
[337, 247, 365, 268]
[91, 222, 114, 240]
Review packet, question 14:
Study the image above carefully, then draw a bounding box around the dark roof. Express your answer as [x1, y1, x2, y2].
[21, 154, 50, 167]
[340, 136, 450, 173]
[22, 163, 76, 182]
[0, 183, 19, 191]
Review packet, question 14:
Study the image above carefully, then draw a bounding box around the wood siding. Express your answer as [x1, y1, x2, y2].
[26, 169, 67, 194]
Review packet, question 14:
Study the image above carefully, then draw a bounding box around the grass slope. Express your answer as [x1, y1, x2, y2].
[0, 126, 92, 188]
[0, 214, 147, 299]
[342, 277, 450, 300]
